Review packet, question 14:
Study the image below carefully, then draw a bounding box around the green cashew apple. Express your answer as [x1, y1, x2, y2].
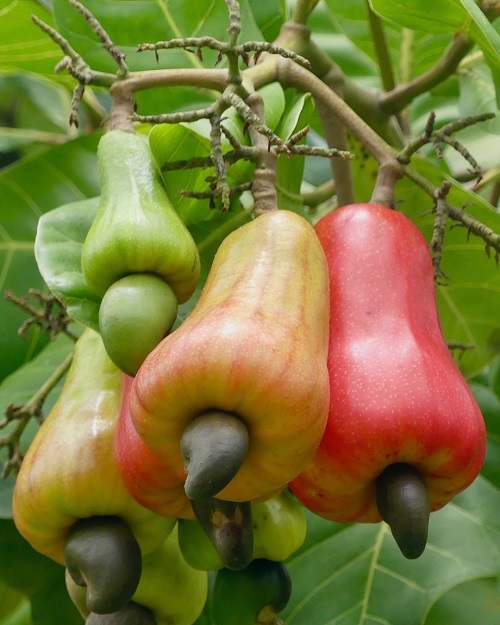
[81, 129, 200, 375]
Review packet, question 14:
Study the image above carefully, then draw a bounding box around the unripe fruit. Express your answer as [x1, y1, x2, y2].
[99, 274, 178, 376]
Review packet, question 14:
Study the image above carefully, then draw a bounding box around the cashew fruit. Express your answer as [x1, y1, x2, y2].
[13, 329, 175, 567]
[130, 209, 330, 503]
[290, 203, 486, 558]
[86, 604, 157, 625]
[66, 527, 208, 625]
[115, 374, 194, 520]
[64, 515, 142, 614]
[178, 490, 306, 570]
[189, 498, 254, 571]
[80, 129, 201, 374]
[99, 273, 178, 377]
[212, 559, 292, 625]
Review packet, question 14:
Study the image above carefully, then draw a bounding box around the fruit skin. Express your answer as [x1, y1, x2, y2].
[178, 490, 307, 571]
[81, 129, 200, 303]
[12, 329, 175, 565]
[99, 273, 178, 377]
[66, 527, 208, 625]
[130, 209, 330, 503]
[115, 374, 194, 520]
[129, 526, 208, 625]
[290, 203, 487, 523]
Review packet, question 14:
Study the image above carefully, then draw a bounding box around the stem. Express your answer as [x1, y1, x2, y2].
[69, 0, 129, 76]
[291, 0, 316, 25]
[275, 57, 395, 165]
[315, 67, 355, 206]
[269, 22, 404, 146]
[276, 179, 336, 209]
[370, 159, 405, 207]
[366, 0, 396, 93]
[430, 181, 452, 283]
[402, 165, 500, 257]
[399, 28, 415, 86]
[245, 91, 279, 215]
[380, 33, 473, 114]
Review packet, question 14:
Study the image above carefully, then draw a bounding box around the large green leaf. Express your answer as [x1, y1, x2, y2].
[0, 580, 27, 625]
[425, 577, 500, 625]
[282, 476, 500, 625]
[323, 0, 454, 83]
[0, 1, 60, 77]
[0, 72, 72, 153]
[34, 197, 101, 331]
[0, 519, 81, 625]
[397, 157, 500, 377]
[369, 0, 500, 102]
[0, 133, 100, 381]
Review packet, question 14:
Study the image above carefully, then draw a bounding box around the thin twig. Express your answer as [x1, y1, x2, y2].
[402, 165, 500, 259]
[429, 181, 452, 283]
[4, 290, 78, 342]
[1, 351, 74, 477]
[69, 0, 129, 76]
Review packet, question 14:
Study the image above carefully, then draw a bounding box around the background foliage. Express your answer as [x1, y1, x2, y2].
[0, 0, 499, 624]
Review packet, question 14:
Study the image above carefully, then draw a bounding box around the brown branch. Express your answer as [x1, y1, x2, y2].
[380, 33, 473, 114]
[4, 290, 78, 342]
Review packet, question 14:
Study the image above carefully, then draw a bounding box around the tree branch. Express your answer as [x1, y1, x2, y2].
[380, 33, 473, 114]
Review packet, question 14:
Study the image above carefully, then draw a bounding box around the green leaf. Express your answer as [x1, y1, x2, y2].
[396, 157, 500, 377]
[369, 0, 474, 34]
[35, 197, 101, 331]
[0, 519, 81, 625]
[324, 0, 453, 81]
[0, 71, 72, 138]
[0, 599, 31, 625]
[0, 1, 61, 77]
[0, 580, 27, 624]
[283, 477, 500, 625]
[459, 63, 500, 134]
[425, 577, 500, 625]
[150, 123, 222, 224]
[0, 595, 30, 625]
[470, 381, 500, 490]
[150, 122, 254, 222]
[0, 334, 74, 514]
[0, 133, 100, 381]
[275, 91, 315, 214]
[369, 0, 500, 103]
[457, 0, 500, 104]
